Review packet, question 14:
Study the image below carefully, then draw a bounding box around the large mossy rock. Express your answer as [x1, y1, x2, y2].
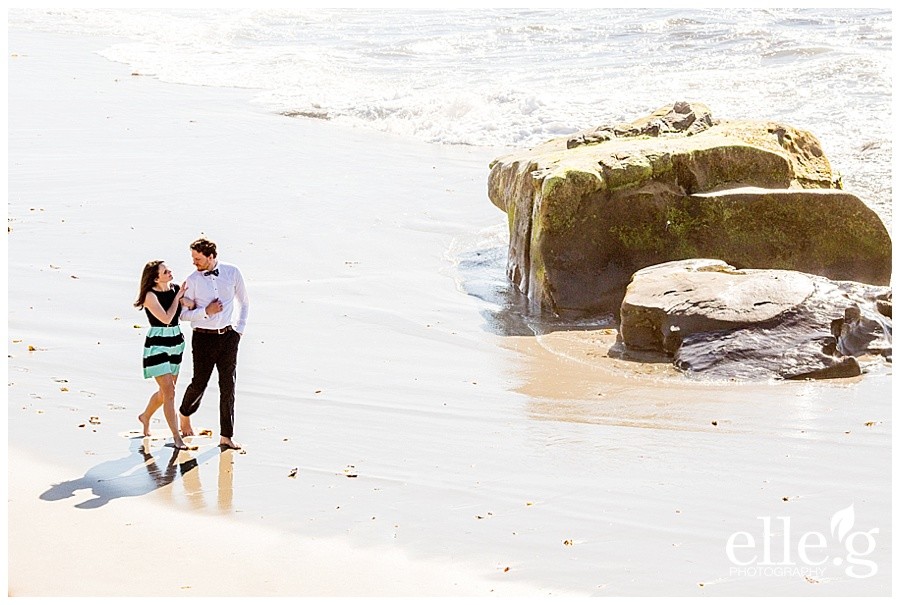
[488, 102, 892, 316]
[618, 259, 892, 380]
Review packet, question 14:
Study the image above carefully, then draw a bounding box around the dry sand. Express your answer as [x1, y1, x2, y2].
[6, 30, 893, 596]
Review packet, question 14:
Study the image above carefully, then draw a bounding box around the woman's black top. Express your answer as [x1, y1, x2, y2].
[144, 286, 181, 327]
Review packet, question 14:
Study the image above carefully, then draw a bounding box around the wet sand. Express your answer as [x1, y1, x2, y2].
[6, 30, 892, 596]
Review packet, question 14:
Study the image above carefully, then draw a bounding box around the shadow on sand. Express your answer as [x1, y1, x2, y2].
[40, 437, 224, 509]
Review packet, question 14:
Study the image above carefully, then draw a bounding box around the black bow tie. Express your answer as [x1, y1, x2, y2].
[204, 269, 219, 277]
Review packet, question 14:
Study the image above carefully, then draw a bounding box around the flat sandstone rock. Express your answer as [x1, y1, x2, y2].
[619, 259, 892, 380]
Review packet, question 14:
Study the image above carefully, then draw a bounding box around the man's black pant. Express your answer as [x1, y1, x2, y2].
[180, 328, 240, 438]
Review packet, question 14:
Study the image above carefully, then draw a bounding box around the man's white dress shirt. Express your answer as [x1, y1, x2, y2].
[180, 261, 249, 333]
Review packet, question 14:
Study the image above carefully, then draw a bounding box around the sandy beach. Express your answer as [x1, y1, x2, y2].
[6, 30, 892, 597]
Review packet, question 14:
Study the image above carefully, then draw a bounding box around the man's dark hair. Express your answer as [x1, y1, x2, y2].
[190, 237, 217, 258]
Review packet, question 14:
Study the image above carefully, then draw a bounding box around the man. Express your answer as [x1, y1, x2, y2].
[179, 237, 249, 450]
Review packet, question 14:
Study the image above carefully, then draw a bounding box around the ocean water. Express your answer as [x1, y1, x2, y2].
[9, 8, 892, 223]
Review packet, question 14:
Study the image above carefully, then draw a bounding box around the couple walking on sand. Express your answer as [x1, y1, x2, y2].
[134, 237, 249, 451]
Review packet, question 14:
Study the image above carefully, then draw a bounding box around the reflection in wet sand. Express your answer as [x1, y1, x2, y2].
[451, 224, 873, 437]
[41, 437, 233, 511]
[141, 438, 179, 492]
[163, 440, 235, 513]
[180, 452, 204, 510]
[218, 450, 234, 512]
[503, 329, 868, 435]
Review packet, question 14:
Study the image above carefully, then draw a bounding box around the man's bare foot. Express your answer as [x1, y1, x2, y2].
[219, 437, 242, 450]
[180, 416, 194, 437]
[138, 413, 151, 437]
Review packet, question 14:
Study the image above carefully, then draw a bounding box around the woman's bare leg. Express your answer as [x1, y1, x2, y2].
[154, 374, 185, 449]
[173, 373, 191, 437]
[138, 390, 163, 436]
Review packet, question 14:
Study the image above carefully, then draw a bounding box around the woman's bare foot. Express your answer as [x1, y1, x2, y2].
[180, 416, 195, 437]
[138, 413, 151, 437]
[219, 437, 242, 450]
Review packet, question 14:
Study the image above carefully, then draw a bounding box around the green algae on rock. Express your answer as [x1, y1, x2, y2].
[487, 102, 892, 316]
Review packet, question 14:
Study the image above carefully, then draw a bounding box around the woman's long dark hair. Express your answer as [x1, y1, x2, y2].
[134, 260, 164, 309]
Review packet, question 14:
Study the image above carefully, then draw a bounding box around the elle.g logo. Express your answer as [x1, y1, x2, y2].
[726, 504, 879, 579]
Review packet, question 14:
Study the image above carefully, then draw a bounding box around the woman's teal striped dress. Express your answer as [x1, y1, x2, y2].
[142, 286, 186, 379]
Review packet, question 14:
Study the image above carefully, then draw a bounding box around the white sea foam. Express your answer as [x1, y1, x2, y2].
[9, 8, 892, 222]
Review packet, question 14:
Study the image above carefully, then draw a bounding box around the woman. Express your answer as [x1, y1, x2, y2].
[134, 260, 195, 449]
